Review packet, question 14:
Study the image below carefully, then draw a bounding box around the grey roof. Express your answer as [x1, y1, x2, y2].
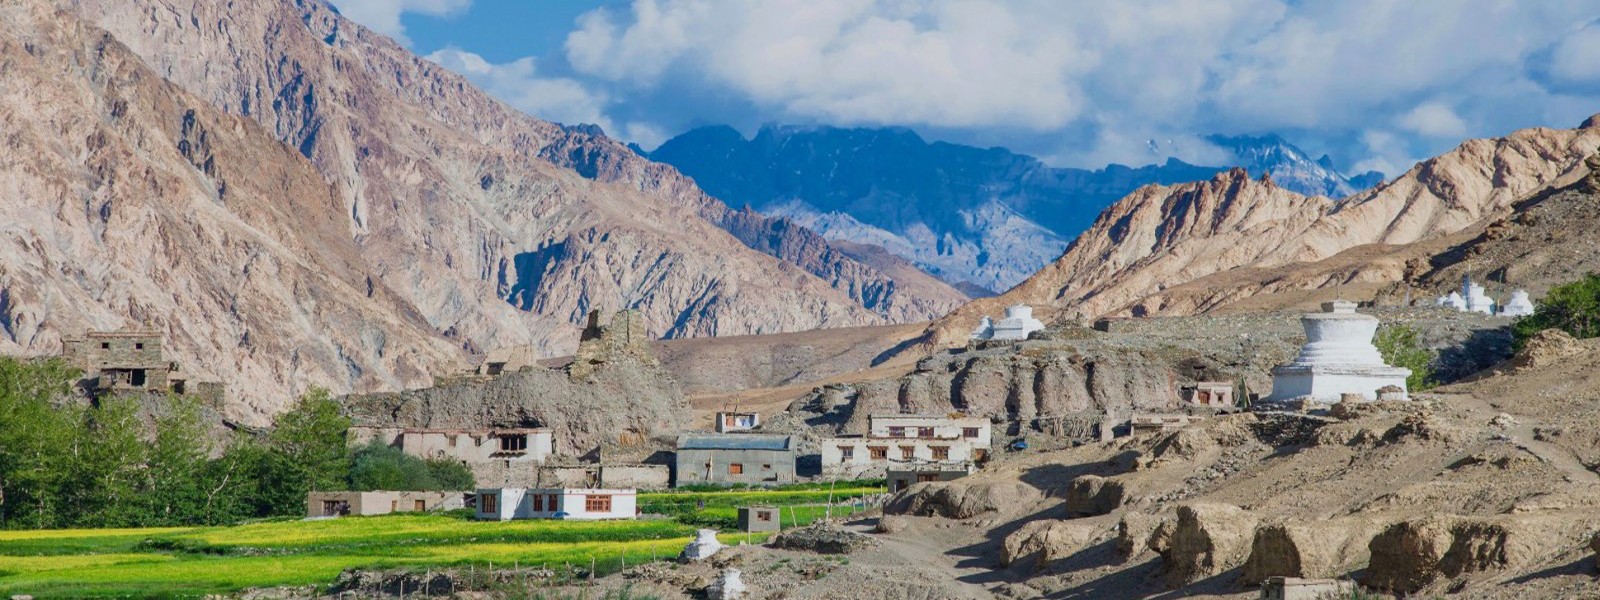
[677, 434, 793, 451]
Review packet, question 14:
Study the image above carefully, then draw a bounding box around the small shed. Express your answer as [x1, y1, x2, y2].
[737, 506, 782, 532]
[306, 491, 467, 517]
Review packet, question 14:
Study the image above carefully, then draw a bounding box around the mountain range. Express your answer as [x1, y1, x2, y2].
[0, 0, 966, 420]
[646, 125, 1383, 294]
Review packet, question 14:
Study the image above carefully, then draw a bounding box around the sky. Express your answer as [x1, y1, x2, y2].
[331, 0, 1600, 176]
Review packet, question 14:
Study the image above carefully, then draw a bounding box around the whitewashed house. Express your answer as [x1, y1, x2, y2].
[474, 488, 637, 521]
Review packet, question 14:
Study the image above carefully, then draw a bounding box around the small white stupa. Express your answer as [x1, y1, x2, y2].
[970, 305, 1044, 341]
[1436, 291, 1466, 311]
[1461, 276, 1495, 315]
[681, 529, 723, 561]
[1501, 290, 1535, 317]
[1266, 300, 1411, 404]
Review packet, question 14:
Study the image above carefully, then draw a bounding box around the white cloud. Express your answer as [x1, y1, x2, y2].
[1398, 102, 1468, 138]
[550, 0, 1600, 169]
[333, 0, 471, 46]
[425, 48, 615, 132]
[1550, 24, 1600, 86]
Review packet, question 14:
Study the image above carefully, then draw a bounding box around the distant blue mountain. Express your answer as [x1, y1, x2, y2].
[645, 124, 1380, 294]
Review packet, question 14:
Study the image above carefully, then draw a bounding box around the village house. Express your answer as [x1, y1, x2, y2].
[868, 414, 992, 449]
[474, 487, 637, 521]
[820, 414, 991, 477]
[306, 491, 467, 517]
[349, 426, 555, 486]
[886, 464, 973, 493]
[714, 411, 760, 433]
[673, 434, 797, 487]
[534, 463, 671, 490]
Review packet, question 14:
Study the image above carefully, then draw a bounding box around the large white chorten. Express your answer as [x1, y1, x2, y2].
[971, 305, 1045, 341]
[1501, 290, 1535, 317]
[1266, 301, 1411, 404]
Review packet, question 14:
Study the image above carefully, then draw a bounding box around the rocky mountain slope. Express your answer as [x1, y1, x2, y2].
[0, 0, 968, 419]
[922, 118, 1600, 347]
[647, 125, 1376, 293]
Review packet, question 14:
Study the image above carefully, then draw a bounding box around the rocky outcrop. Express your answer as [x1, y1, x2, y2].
[885, 481, 1044, 519]
[1364, 515, 1598, 594]
[341, 356, 688, 456]
[1240, 519, 1386, 584]
[1065, 475, 1129, 517]
[771, 523, 879, 555]
[1160, 503, 1259, 587]
[1000, 519, 1104, 571]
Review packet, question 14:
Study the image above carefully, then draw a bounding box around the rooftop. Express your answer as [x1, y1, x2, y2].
[676, 434, 793, 451]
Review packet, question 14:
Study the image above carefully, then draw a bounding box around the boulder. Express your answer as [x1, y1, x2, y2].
[874, 515, 909, 534]
[771, 523, 878, 554]
[885, 481, 1043, 519]
[1000, 519, 1102, 571]
[1364, 517, 1453, 593]
[1065, 475, 1128, 517]
[681, 529, 724, 562]
[1160, 503, 1258, 587]
[1241, 519, 1384, 583]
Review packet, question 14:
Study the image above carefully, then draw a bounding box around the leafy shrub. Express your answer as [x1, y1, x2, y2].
[348, 440, 475, 492]
[1375, 324, 1437, 391]
[1512, 273, 1600, 349]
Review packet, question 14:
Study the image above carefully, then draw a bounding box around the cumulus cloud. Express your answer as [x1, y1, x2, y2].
[542, 0, 1600, 168]
[333, 0, 471, 46]
[425, 48, 615, 133]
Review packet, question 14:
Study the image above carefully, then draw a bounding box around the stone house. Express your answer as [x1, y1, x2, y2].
[62, 328, 178, 394]
[306, 491, 467, 517]
[534, 463, 671, 490]
[474, 487, 637, 521]
[868, 414, 992, 449]
[350, 426, 555, 486]
[820, 436, 975, 477]
[1181, 381, 1236, 408]
[673, 434, 797, 487]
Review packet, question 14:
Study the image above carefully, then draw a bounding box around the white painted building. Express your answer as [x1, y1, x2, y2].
[1266, 301, 1411, 404]
[714, 411, 760, 433]
[867, 414, 992, 448]
[819, 437, 976, 472]
[971, 305, 1045, 341]
[474, 488, 637, 521]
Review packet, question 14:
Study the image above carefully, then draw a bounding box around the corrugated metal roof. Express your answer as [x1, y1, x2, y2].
[677, 434, 792, 451]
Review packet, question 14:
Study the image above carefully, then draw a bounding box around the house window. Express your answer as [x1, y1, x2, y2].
[322, 500, 349, 516]
[129, 369, 147, 387]
[762, 464, 771, 470]
[481, 493, 497, 513]
[868, 446, 888, 460]
[839, 446, 854, 460]
[585, 495, 612, 512]
[963, 427, 980, 439]
[757, 510, 772, 522]
[533, 494, 545, 512]
[498, 434, 528, 452]
[917, 473, 940, 483]
[917, 427, 934, 438]
[899, 446, 915, 460]
[888, 426, 906, 437]
[729, 463, 744, 475]
[414, 499, 427, 511]
[447, 435, 457, 448]
[548, 494, 559, 511]
[931, 446, 950, 460]
[100, 342, 110, 349]
[135, 343, 145, 350]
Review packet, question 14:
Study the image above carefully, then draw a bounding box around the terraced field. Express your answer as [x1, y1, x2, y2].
[0, 484, 884, 598]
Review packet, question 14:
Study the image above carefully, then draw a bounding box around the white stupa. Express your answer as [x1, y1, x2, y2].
[1435, 291, 1466, 311]
[971, 305, 1045, 341]
[1501, 290, 1535, 317]
[1461, 276, 1495, 315]
[1266, 300, 1411, 404]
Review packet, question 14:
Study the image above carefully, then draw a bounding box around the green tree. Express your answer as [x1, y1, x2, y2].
[258, 388, 350, 515]
[1375, 323, 1437, 391]
[142, 394, 215, 525]
[348, 440, 475, 491]
[1512, 273, 1600, 348]
[0, 357, 79, 529]
[60, 397, 146, 527]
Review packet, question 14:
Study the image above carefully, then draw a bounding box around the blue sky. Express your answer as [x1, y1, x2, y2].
[333, 0, 1600, 178]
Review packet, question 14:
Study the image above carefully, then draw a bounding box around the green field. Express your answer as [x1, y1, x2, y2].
[0, 484, 885, 598]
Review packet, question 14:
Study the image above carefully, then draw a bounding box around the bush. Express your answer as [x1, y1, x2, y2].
[1512, 273, 1600, 349]
[1375, 324, 1437, 391]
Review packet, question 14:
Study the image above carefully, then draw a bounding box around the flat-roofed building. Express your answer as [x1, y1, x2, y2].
[307, 491, 467, 517]
[674, 434, 796, 487]
[350, 426, 554, 486]
[868, 414, 992, 448]
[819, 436, 975, 478]
[474, 488, 637, 521]
[737, 506, 782, 532]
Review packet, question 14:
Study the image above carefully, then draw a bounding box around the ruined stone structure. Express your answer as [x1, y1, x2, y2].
[475, 346, 539, 376]
[1265, 301, 1410, 404]
[349, 427, 554, 487]
[570, 309, 655, 379]
[1181, 381, 1236, 408]
[61, 328, 221, 400]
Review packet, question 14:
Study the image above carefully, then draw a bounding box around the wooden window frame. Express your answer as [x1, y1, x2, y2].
[585, 494, 612, 513]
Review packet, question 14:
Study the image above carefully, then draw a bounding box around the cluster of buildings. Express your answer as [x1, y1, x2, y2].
[1434, 275, 1535, 317]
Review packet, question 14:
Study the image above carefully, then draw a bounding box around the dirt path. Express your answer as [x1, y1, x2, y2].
[1435, 392, 1600, 484]
[840, 519, 1001, 599]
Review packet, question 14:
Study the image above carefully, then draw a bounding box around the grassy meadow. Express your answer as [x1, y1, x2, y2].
[0, 482, 885, 598]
